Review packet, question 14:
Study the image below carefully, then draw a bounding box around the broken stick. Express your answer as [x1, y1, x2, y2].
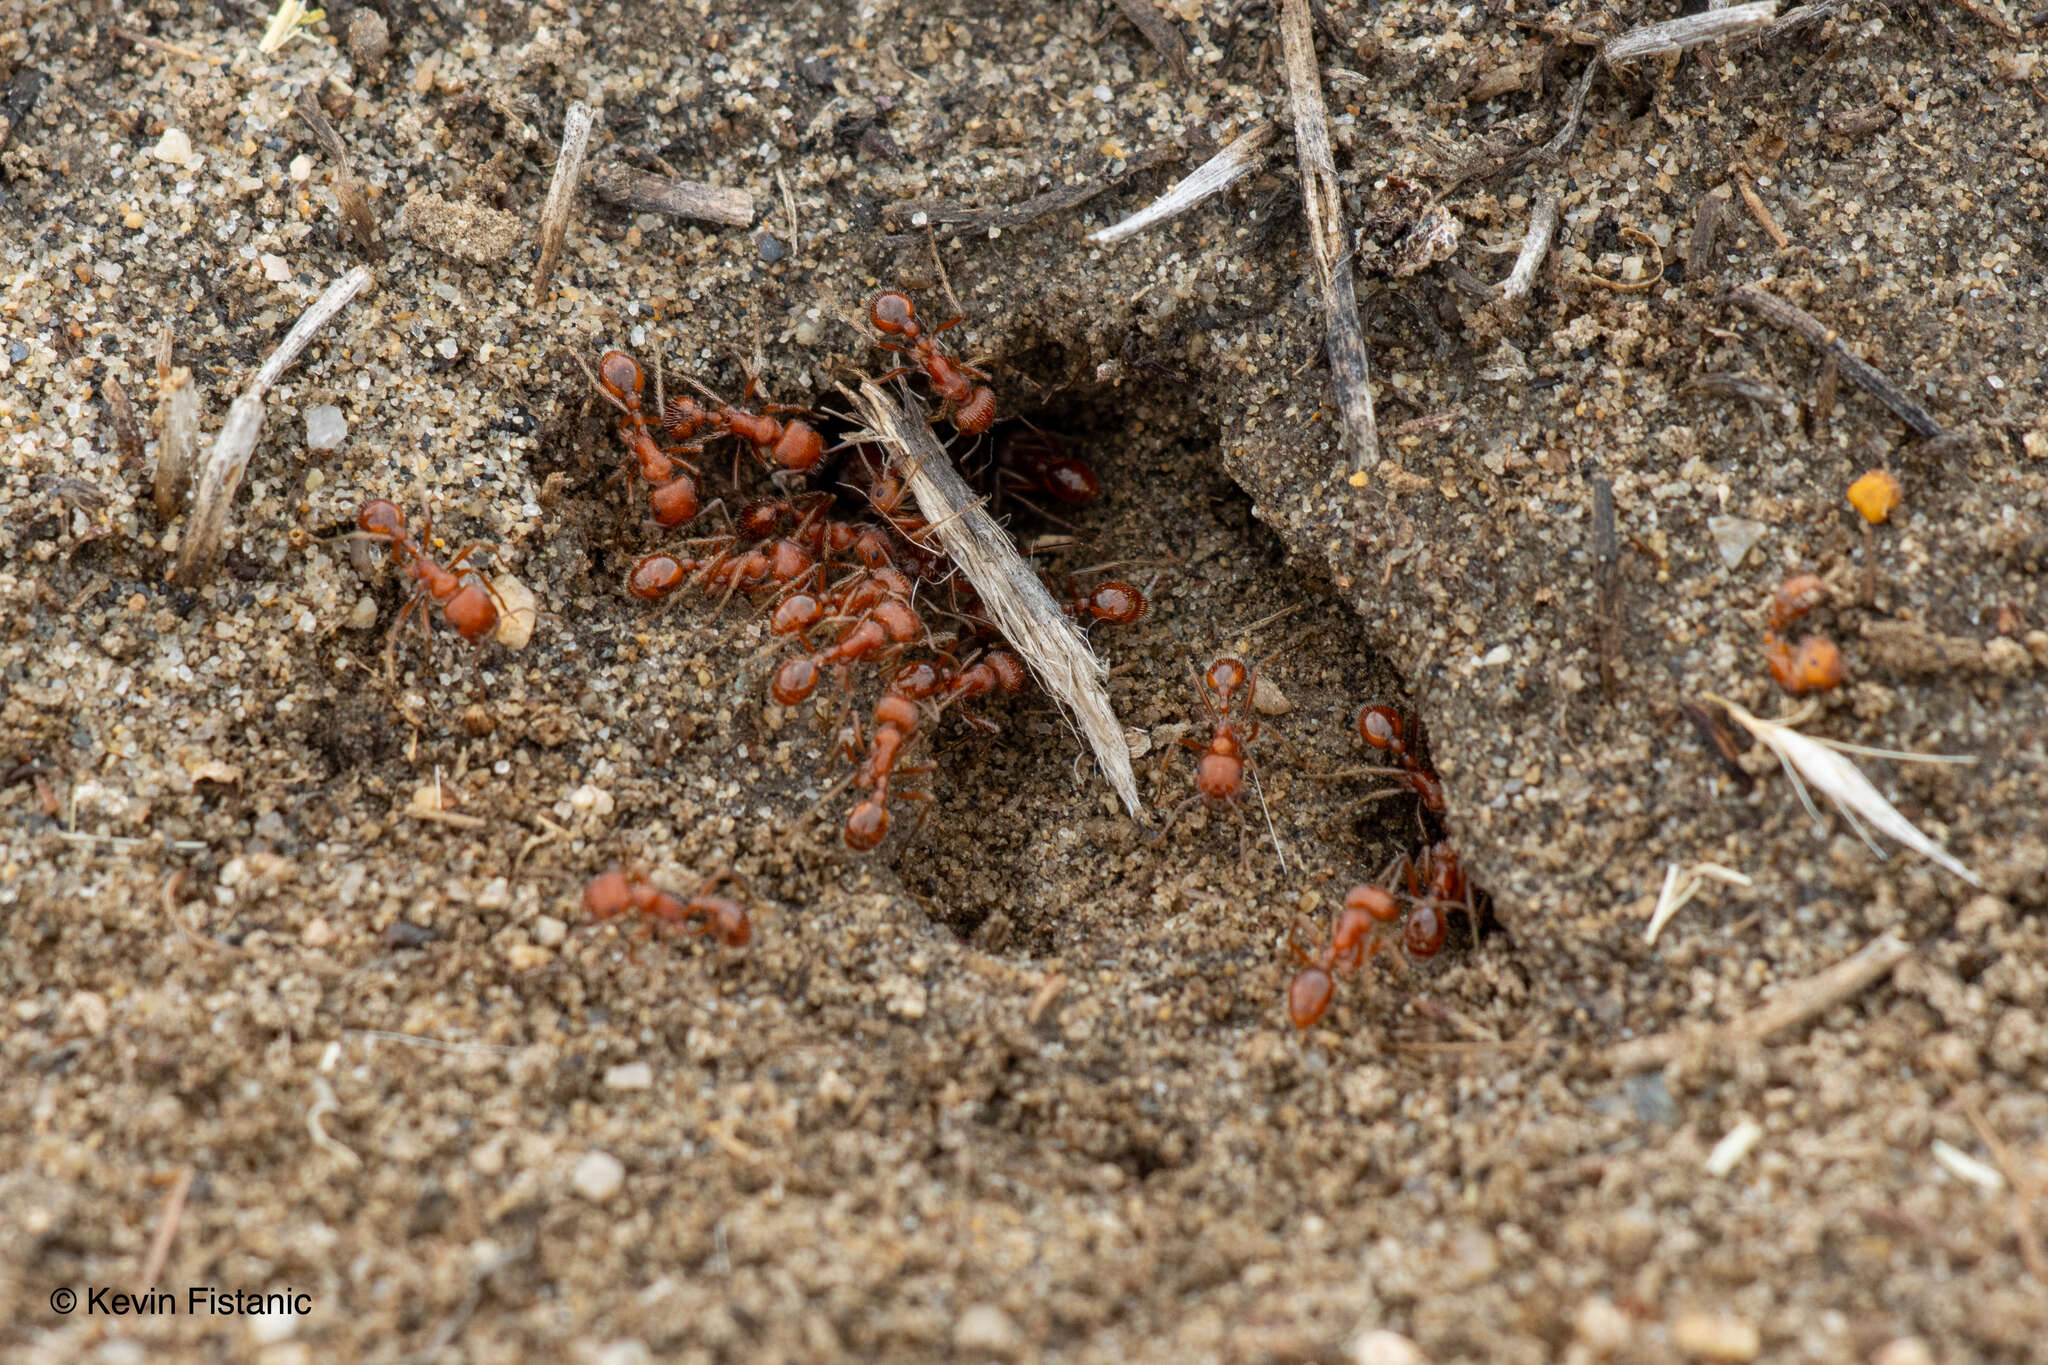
[533, 101, 596, 299]
[588, 163, 753, 227]
[1607, 930, 1913, 1072]
[172, 266, 373, 585]
[1277, 0, 1378, 469]
[1728, 282, 1951, 440]
[850, 382, 1139, 816]
[1090, 122, 1275, 246]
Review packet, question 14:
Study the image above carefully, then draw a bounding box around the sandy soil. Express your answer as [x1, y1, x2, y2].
[3, 1, 2045, 1362]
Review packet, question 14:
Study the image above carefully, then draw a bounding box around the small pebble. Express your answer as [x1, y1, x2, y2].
[1708, 515, 1766, 569]
[1670, 1310, 1760, 1362]
[1251, 676, 1292, 715]
[952, 1304, 1020, 1357]
[604, 1062, 653, 1090]
[345, 594, 379, 631]
[289, 154, 314, 183]
[153, 128, 193, 166]
[753, 230, 789, 262]
[567, 783, 614, 816]
[571, 1151, 625, 1202]
[304, 405, 347, 451]
[247, 1310, 299, 1345]
[347, 8, 390, 72]
[123, 209, 145, 230]
[1574, 1295, 1631, 1356]
[1352, 1330, 1428, 1365]
[261, 253, 291, 283]
[489, 573, 538, 649]
[532, 914, 567, 947]
[302, 918, 335, 948]
[1871, 1338, 1934, 1365]
[504, 943, 552, 972]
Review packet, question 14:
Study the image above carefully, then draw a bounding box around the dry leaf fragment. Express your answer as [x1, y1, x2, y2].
[1704, 695, 1981, 886]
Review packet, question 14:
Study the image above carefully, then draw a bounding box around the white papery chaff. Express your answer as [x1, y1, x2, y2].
[1704, 695, 1982, 887]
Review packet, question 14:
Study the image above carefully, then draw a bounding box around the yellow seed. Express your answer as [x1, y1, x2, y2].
[1848, 469, 1901, 523]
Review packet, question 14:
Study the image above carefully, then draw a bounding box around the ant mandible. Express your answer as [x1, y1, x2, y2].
[867, 290, 997, 435]
[581, 869, 753, 948]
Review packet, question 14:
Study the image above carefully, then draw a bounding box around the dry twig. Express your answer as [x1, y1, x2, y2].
[1111, 0, 1195, 82]
[1278, 0, 1378, 468]
[1727, 283, 1951, 440]
[588, 163, 753, 227]
[533, 101, 596, 299]
[1497, 191, 1559, 304]
[173, 265, 373, 585]
[850, 383, 1139, 815]
[1089, 122, 1275, 245]
[1607, 931, 1914, 1072]
[134, 1167, 194, 1293]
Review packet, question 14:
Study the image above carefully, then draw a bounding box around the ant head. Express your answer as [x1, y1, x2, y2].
[1344, 883, 1401, 924]
[771, 656, 820, 705]
[1357, 704, 1404, 753]
[597, 349, 645, 402]
[874, 692, 920, 733]
[1206, 656, 1250, 707]
[1404, 903, 1447, 959]
[356, 498, 406, 541]
[867, 290, 917, 337]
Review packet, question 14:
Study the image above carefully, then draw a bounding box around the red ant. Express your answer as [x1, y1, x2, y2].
[1064, 579, 1149, 626]
[1312, 703, 1445, 820]
[661, 368, 827, 474]
[1152, 656, 1265, 873]
[1284, 844, 1462, 1029]
[770, 601, 925, 706]
[582, 869, 752, 948]
[586, 349, 704, 527]
[844, 680, 935, 850]
[354, 498, 506, 647]
[996, 428, 1101, 505]
[868, 290, 996, 435]
[1287, 881, 1404, 1029]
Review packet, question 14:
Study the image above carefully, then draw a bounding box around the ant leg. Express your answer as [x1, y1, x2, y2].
[873, 364, 920, 385]
[1148, 792, 1203, 847]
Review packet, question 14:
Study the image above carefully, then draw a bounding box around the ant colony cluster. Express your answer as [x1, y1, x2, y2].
[350, 287, 1483, 1025]
[1145, 652, 1488, 1030]
[585, 290, 1144, 855]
